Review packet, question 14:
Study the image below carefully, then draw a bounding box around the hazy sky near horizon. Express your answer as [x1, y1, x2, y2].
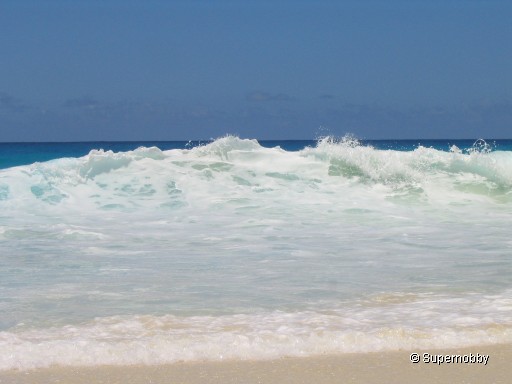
[1, 0, 511, 141]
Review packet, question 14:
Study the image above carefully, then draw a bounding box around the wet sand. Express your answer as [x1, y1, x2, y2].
[1, 344, 510, 384]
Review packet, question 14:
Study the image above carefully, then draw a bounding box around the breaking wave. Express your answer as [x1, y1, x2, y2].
[0, 136, 511, 211]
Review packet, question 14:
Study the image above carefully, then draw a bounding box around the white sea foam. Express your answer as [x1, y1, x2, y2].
[1, 136, 511, 213]
[2, 291, 512, 370]
[0, 137, 511, 370]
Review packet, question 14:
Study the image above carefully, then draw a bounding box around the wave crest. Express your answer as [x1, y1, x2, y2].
[0, 137, 511, 211]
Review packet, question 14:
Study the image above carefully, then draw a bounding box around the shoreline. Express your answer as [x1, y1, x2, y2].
[1, 344, 510, 384]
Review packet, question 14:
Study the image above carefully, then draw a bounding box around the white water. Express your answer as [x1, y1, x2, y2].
[0, 136, 511, 370]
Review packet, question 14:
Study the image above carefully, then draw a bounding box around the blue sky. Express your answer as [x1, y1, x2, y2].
[1, 0, 510, 141]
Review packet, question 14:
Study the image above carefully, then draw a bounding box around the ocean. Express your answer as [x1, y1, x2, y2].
[0, 136, 511, 370]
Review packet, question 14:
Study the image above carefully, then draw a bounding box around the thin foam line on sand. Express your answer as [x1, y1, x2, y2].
[1, 344, 510, 384]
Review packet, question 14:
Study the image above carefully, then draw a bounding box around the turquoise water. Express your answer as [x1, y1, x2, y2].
[0, 136, 511, 369]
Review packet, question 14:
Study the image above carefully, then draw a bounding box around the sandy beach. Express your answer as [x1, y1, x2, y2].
[1, 344, 509, 384]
